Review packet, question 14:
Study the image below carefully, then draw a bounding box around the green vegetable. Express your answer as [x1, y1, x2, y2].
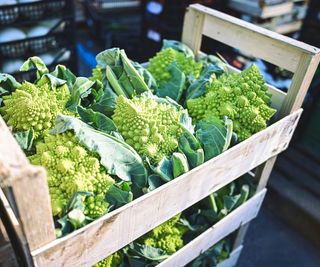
[187, 65, 277, 141]
[172, 152, 189, 178]
[140, 214, 187, 255]
[67, 208, 86, 229]
[112, 95, 185, 164]
[94, 252, 122, 267]
[28, 131, 115, 217]
[0, 81, 71, 138]
[148, 48, 202, 85]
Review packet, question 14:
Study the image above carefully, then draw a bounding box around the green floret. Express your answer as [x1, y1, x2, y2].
[112, 95, 184, 163]
[28, 131, 115, 217]
[94, 252, 122, 267]
[187, 65, 277, 141]
[141, 214, 187, 255]
[90, 66, 103, 82]
[0, 81, 71, 138]
[148, 48, 202, 85]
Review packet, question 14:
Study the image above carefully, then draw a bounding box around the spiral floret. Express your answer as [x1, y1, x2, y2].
[94, 252, 122, 267]
[141, 214, 187, 255]
[28, 132, 114, 217]
[112, 96, 184, 163]
[187, 65, 277, 141]
[0, 81, 71, 138]
[148, 48, 202, 85]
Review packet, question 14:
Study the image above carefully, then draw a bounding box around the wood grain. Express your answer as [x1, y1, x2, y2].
[189, 4, 319, 72]
[31, 110, 301, 267]
[157, 190, 266, 267]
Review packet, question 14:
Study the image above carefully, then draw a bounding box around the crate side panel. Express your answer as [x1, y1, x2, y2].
[31, 110, 301, 267]
[157, 190, 266, 267]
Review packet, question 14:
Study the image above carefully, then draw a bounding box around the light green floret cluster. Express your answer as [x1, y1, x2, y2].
[148, 48, 202, 84]
[141, 214, 187, 255]
[112, 95, 184, 163]
[94, 252, 122, 267]
[28, 132, 115, 218]
[0, 81, 71, 138]
[187, 65, 277, 141]
[90, 66, 103, 82]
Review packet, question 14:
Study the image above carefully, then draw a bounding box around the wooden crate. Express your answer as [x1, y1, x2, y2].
[0, 4, 319, 267]
[229, 0, 294, 18]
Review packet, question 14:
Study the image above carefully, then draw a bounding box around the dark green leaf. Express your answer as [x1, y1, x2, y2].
[50, 64, 76, 90]
[106, 185, 133, 210]
[20, 56, 49, 79]
[147, 157, 174, 182]
[195, 118, 233, 162]
[0, 73, 21, 105]
[178, 131, 204, 169]
[162, 39, 194, 57]
[13, 129, 34, 151]
[147, 174, 165, 192]
[90, 84, 118, 116]
[77, 106, 117, 134]
[50, 115, 147, 187]
[156, 62, 186, 102]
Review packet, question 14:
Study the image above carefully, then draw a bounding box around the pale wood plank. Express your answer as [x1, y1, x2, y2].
[31, 110, 301, 267]
[189, 4, 319, 72]
[0, 116, 56, 251]
[157, 190, 266, 267]
[229, 0, 293, 19]
[182, 6, 205, 54]
[232, 223, 250, 250]
[279, 52, 320, 118]
[255, 156, 278, 192]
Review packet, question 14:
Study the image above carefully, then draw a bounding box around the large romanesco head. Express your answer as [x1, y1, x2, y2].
[141, 214, 187, 255]
[94, 252, 122, 267]
[187, 65, 277, 141]
[28, 131, 114, 217]
[0, 81, 71, 138]
[112, 95, 184, 163]
[148, 48, 202, 85]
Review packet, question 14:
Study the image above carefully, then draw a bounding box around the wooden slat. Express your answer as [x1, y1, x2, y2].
[182, 5, 205, 54]
[279, 52, 320, 118]
[31, 110, 301, 267]
[229, 0, 293, 18]
[0, 116, 56, 251]
[157, 190, 266, 267]
[188, 4, 319, 72]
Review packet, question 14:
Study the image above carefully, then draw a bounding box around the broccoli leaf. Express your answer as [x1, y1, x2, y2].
[146, 157, 174, 182]
[49, 64, 76, 91]
[156, 62, 186, 102]
[13, 129, 34, 152]
[195, 118, 233, 161]
[162, 39, 195, 58]
[51, 115, 148, 188]
[20, 56, 49, 79]
[106, 185, 133, 210]
[0, 73, 20, 105]
[147, 174, 165, 192]
[77, 106, 117, 134]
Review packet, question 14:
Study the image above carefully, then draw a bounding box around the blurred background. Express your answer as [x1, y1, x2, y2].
[0, 0, 319, 266]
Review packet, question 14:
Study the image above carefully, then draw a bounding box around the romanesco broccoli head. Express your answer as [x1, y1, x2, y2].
[148, 48, 202, 85]
[28, 131, 114, 217]
[112, 95, 184, 163]
[0, 81, 71, 138]
[187, 65, 277, 141]
[90, 66, 103, 82]
[94, 252, 122, 267]
[141, 214, 187, 255]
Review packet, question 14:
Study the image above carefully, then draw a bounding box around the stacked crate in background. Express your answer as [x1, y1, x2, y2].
[0, 0, 77, 81]
[141, 0, 225, 60]
[228, 0, 308, 35]
[83, 0, 142, 61]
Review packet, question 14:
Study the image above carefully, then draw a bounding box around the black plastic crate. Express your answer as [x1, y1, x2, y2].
[0, 0, 71, 26]
[88, 0, 141, 12]
[0, 19, 73, 60]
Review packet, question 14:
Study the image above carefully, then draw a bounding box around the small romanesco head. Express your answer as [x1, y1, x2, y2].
[187, 65, 277, 141]
[148, 48, 202, 85]
[0, 81, 71, 138]
[141, 214, 187, 255]
[94, 252, 122, 267]
[112, 95, 184, 163]
[28, 131, 114, 217]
